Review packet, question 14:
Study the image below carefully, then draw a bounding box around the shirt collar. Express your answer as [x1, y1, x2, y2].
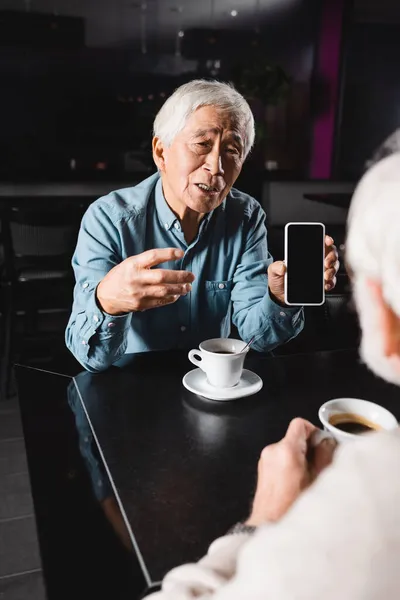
[155, 176, 178, 231]
[155, 175, 217, 232]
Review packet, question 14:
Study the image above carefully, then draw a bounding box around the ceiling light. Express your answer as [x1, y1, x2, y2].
[230, 9, 238, 17]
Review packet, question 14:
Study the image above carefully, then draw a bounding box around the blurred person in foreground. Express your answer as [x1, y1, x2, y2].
[146, 147, 400, 600]
[65, 79, 338, 372]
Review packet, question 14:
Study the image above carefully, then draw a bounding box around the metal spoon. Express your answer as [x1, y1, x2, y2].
[240, 336, 255, 353]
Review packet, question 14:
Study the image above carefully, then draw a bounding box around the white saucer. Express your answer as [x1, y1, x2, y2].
[182, 368, 263, 401]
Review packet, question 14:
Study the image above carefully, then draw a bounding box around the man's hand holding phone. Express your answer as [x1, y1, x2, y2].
[267, 228, 339, 306]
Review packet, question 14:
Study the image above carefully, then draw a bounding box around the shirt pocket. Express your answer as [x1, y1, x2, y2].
[203, 279, 234, 332]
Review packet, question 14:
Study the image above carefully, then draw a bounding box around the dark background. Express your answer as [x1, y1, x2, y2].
[335, 0, 400, 178]
[0, 0, 322, 181]
[2, 1, 400, 181]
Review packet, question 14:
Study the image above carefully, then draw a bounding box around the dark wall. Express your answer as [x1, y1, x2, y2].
[0, 0, 322, 182]
[336, 22, 400, 180]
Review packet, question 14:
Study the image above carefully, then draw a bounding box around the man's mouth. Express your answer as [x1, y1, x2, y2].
[195, 183, 219, 192]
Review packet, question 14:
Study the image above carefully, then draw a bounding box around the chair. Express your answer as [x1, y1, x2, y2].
[0, 199, 89, 400]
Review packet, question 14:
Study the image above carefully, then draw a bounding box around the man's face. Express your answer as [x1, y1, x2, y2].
[154, 105, 246, 215]
[354, 278, 400, 386]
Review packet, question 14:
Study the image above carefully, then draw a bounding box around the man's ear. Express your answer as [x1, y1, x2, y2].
[152, 137, 166, 171]
[367, 279, 400, 358]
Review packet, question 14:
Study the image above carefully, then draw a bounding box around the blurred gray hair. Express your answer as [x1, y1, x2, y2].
[153, 79, 255, 159]
[364, 129, 400, 171]
[346, 150, 400, 317]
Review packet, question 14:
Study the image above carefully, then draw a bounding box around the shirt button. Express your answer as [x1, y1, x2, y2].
[174, 222, 181, 230]
[218, 283, 225, 290]
[82, 340, 87, 345]
[107, 322, 115, 328]
[93, 315, 99, 323]
[280, 311, 286, 317]
[180, 325, 186, 332]
[82, 282, 89, 289]
[164, 223, 169, 229]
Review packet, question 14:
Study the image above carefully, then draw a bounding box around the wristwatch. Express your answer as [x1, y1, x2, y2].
[227, 522, 256, 535]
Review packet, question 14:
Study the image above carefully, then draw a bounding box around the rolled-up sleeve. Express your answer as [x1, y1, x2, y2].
[65, 200, 132, 372]
[231, 204, 304, 352]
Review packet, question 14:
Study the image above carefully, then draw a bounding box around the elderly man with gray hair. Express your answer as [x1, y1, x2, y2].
[145, 148, 400, 600]
[66, 79, 338, 372]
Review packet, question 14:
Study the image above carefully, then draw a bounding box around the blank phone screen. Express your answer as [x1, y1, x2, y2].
[286, 223, 324, 305]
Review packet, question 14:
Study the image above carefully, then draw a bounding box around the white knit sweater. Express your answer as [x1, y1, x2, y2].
[148, 430, 400, 600]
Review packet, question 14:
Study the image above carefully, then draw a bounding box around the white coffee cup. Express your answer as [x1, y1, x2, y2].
[188, 338, 249, 388]
[319, 397, 398, 443]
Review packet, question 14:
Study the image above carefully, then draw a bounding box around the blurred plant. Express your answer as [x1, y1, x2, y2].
[232, 58, 291, 148]
[234, 60, 291, 106]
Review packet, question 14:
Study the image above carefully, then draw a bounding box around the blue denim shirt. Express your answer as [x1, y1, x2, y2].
[65, 173, 304, 372]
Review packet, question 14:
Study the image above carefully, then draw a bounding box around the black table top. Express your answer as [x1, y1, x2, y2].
[69, 348, 400, 585]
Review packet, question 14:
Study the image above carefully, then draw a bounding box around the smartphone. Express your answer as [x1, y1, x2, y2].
[284, 222, 325, 306]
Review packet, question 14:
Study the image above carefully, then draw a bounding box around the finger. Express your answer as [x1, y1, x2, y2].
[324, 256, 340, 272]
[143, 268, 195, 285]
[145, 283, 192, 298]
[312, 437, 337, 478]
[309, 429, 334, 448]
[284, 417, 318, 455]
[133, 248, 184, 269]
[324, 245, 336, 260]
[324, 247, 338, 266]
[324, 267, 336, 281]
[324, 235, 334, 248]
[268, 261, 286, 278]
[325, 277, 336, 291]
[144, 295, 181, 310]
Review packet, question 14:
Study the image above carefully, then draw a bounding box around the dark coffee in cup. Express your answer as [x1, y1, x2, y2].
[213, 351, 235, 354]
[329, 413, 381, 434]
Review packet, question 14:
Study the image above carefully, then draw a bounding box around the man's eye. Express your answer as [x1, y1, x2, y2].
[197, 141, 210, 147]
[226, 147, 239, 155]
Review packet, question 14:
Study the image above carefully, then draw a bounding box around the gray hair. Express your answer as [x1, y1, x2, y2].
[153, 79, 255, 159]
[346, 151, 400, 317]
[364, 129, 400, 171]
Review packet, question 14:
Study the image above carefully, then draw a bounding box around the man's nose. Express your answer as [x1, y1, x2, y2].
[204, 149, 224, 176]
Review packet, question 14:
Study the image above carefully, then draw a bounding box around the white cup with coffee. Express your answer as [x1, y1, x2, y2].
[188, 338, 249, 388]
[319, 397, 398, 443]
